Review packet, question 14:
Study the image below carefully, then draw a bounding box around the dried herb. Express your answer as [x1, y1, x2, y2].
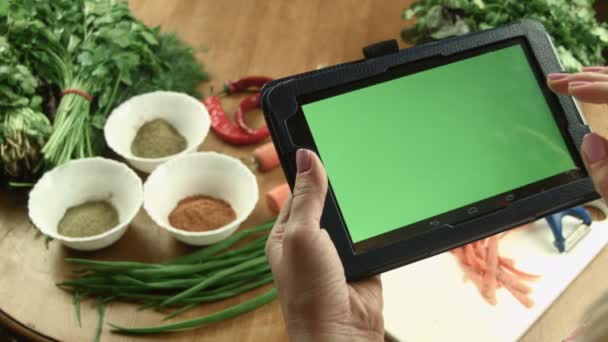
[131, 119, 186, 158]
[58, 201, 119, 238]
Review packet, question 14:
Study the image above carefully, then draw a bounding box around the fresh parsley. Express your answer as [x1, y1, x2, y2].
[402, 0, 608, 71]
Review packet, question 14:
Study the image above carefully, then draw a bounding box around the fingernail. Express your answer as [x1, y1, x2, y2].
[569, 81, 592, 89]
[583, 133, 608, 165]
[582, 66, 604, 72]
[547, 73, 569, 80]
[296, 149, 311, 173]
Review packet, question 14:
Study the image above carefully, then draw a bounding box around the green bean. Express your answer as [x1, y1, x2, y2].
[65, 259, 161, 270]
[141, 272, 273, 312]
[159, 255, 268, 307]
[108, 288, 277, 334]
[162, 302, 198, 321]
[216, 263, 271, 285]
[179, 273, 273, 304]
[129, 249, 266, 280]
[206, 234, 268, 261]
[165, 220, 274, 265]
[73, 291, 81, 327]
[95, 300, 105, 342]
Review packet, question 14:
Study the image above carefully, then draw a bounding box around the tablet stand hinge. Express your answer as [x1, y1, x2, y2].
[362, 39, 399, 59]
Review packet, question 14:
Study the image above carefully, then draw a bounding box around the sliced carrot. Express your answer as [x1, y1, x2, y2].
[497, 270, 532, 294]
[451, 247, 465, 261]
[451, 232, 539, 309]
[253, 142, 280, 172]
[474, 240, 486, 259]
[499, 256, 515, 267]
[481, 236, 499, 305]
[265, 183, 290, 215]
[503, 282, 535, 308]
[464, 244, 475, 266]
[460, 264, 485, 293]
[500, 259, 541, 281]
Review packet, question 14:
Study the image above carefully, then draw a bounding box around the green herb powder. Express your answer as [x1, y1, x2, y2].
[131, 119, 187, 158]
[58, 201, 119, 238]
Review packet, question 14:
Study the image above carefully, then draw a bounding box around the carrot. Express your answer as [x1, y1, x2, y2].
[464, 244, 475, 266]
[499, 259, 540, 281]
[497, 270, 532, 294]
[253, 142, 280, 172]
[504, 283, 534, 308]
[499, 256, 515, 267]
[451, 232, 540, 308]
[474, 240, 486, 259]
[460, 264, 485, 293]
[481, 236, 499, 305]
[265, 183, 290, 215]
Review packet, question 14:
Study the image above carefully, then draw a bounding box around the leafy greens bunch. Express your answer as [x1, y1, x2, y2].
[0, 36, 51, 182]
[2, 0, 207, 171]
[402, 0, 608, 71]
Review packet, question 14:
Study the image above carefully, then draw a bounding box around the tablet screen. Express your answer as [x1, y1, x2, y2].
[301, 43, 578, 250]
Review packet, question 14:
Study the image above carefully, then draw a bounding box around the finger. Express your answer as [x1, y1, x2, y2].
[569, 82, 608, 104]
[581, 133, 608, 200]
[288, 149, 328, 228]
[266, 216, 288, 273]
[582, 66, 608, 73]
[276, 195, 293, 224]
[548, 72, 608, 95]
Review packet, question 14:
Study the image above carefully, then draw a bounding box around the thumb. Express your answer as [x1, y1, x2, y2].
[288, 149, 328, 227]
[582, 133, 608, 200]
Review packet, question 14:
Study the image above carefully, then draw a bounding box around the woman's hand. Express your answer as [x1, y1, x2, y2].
[265, 149, 383, 342]
[548, 67, 608, 200]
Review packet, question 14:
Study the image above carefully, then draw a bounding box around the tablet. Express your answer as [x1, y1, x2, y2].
[262, 20, 599, 281]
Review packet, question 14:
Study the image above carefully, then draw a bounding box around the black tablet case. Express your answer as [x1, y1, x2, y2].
[261, 20, 599, 281]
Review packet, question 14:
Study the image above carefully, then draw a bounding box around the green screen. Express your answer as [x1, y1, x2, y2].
[302, 45, 577, 243]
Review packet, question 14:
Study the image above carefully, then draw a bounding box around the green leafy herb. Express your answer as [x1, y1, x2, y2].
[0, 36, 52, 182]
[3, 0, 207, 169]
[402, 0, 608, 71]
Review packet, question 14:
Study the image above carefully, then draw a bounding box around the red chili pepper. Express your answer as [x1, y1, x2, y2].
[203, 96, 268, 145]
[234, 93, 269, 141]
[224, 76, 274, 95]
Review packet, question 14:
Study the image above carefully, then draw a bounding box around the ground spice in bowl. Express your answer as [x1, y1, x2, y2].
[58, 201, 119, 238]
[131, 118, 187, 158]
[169, 195, 237, 232]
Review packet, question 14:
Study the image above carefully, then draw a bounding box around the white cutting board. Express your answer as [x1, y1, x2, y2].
[383, 201, 608, 342]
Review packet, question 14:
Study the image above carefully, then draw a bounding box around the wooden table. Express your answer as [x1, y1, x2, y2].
[1, 1, 607, 341]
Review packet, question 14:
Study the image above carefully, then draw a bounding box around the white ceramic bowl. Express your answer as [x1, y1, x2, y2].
[143, 152, 259, 246]
[104, 91, 211, 173]
[28, 158, 143, 251]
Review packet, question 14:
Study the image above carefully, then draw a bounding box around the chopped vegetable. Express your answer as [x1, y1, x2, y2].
[252, 142, 280, 172]
[265, 183, 291, 215]
[451, 227, 539, 308]
[402, 0, 608, 71]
